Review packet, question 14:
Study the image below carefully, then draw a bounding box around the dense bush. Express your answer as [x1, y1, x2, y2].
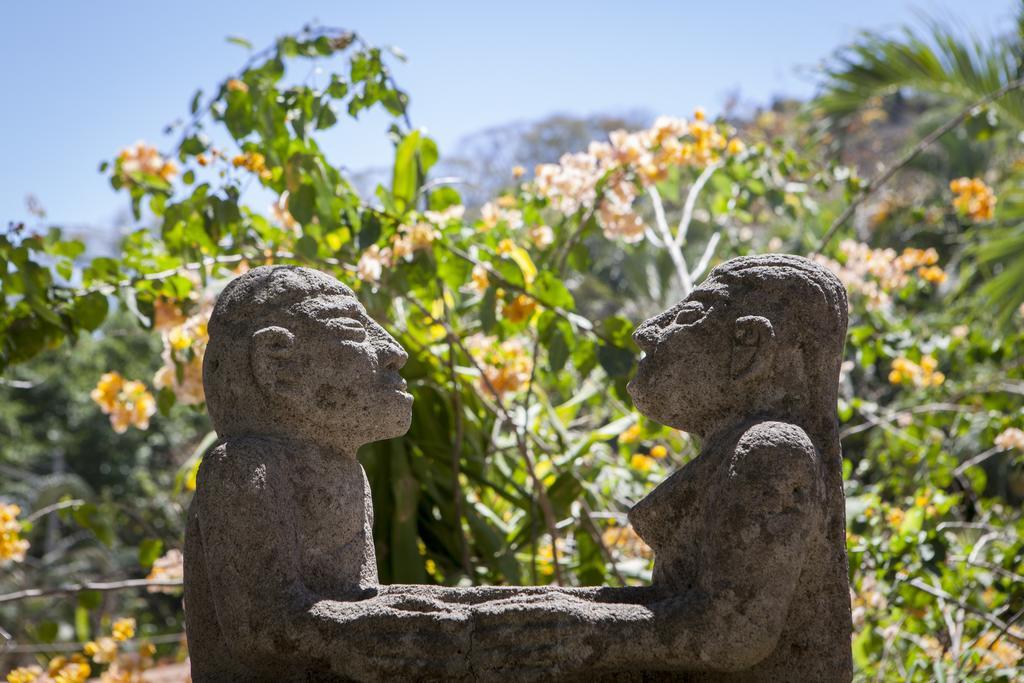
[1, 13, 1022, 681]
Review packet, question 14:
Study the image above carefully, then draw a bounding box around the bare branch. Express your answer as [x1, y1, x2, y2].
[0, 578, 182, 605]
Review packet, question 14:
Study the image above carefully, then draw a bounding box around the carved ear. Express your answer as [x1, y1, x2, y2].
[251, 326, 296, 395]
[730, 315, 775, 381]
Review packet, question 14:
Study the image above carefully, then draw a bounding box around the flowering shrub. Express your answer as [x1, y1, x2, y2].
[1, 21, 1022, 681]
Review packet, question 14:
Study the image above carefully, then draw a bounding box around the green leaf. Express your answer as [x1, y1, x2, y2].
[548, 325, 570, 372]
[157, 386, 176, 416]
[226, 35, 253, 50]
[598, 344, 634, 378]
[357, 212, 382, 249]
[139, 538, 164, 568]
[480, 286, 497, 332]
[74, 605, 90, 641]
[71, 291, 109, 332]
[35, 621, 58, 643]
[315, 103, 339, 130]
[327, 75, 349, 99]
[533, 271, 574, 309]
[296, 235, 319, 260]
[288, 184, 316, 226]
[392, 130, 423, 211]
[78, 589, 101, 609]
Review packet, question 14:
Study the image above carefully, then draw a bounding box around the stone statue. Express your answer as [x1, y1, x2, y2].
[184, 266, 472, 681]
[184, 256, 853, 682]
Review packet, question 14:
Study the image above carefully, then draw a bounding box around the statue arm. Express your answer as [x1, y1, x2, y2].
[651, 421, 822, 671]
[468, 423, 821, 675]
[196, 443, 470, 678]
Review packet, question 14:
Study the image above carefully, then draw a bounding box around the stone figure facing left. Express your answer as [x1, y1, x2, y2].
[184, 266, 472, 681]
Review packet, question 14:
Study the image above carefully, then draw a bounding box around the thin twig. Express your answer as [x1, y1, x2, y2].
[953, 446, 1006, 477]
[964, 607, 1024, 676]
[908, 578, 1024, 638]
[814, 76, 1024, 254]
[439, 281, 473, 580]
[689, 230, 721, 282]
[0, 578, 183, 605]
[675, 162, 719, 248]
[578, 499, 626, 586]
[648, 186, 691, 292]
[25, 499, 85, 524]
[4, 631, 186, 655]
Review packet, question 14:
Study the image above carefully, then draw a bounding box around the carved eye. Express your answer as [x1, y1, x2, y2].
[674, 301, 707, 326]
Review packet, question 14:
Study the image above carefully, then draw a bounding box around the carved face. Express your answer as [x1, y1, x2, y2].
[252, 292, 413, 454]
[628, 279, 730, 434]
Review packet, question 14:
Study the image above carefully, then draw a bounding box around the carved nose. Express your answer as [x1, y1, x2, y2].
[633, 319, 660, 353]
[381, 343, 408, 371]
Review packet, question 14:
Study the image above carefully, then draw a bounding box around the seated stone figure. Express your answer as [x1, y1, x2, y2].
[184, 266, 472, 681]
[185, 256, 853, 681]
[467, 254, 853, 680]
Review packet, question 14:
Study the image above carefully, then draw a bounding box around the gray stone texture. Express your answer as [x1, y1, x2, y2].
[184, 257, 853, 682]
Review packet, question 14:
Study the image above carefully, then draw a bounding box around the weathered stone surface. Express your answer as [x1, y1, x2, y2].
[184, 257, 853, 682]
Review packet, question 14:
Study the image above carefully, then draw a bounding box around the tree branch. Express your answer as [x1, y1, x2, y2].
[0, 578, 183, 605]
[814, 76, 1024, 254]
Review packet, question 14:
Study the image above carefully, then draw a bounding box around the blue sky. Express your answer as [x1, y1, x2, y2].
[0, 0, 1016, 229]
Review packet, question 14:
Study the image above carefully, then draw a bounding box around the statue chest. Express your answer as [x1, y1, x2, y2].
[290, 459, 374, 594]
[631, 446, 727, 589]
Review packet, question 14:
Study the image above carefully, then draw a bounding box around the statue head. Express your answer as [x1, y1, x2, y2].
[203, 265, 413, 455]
[628, 254, 848, 442]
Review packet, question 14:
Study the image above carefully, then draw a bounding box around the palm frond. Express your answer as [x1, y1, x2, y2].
[817, 17, 1024, 131]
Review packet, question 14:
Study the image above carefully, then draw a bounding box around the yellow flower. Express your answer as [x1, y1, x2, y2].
[888, 356, 943, 388]
[111, 617, 136, 642]
[600, 524, 652, 559]
[232, 152, 272, 180]
[90, 372, 125, 412]
[693, 107, 706, 121]
[469, 264, 489, 294]
[6, 666, 44, 683]
[620, 424, 642, 444]
[83, 636, 118, 663]
[356, 245, 392, 285]
[464, 334, 533, 398]
[886, 508, 905, 528]
[501, 294, 536, 324]
[950, 177, 996, 221]
[649, 445, 668, 459]
[496, 238, 516, 256]
[512, 165, 525, 179]
[425, 558, 437, 575]
[92, 373, 156, 433]
[50, 655, 90, 683]
[117, 141, 178, 183]
[917, 265, 947, 284]
[630, 454, 656, 472]
[147, 548, 185, 594]
[726, 138, 745, 155]
[0, 504, 29, 563]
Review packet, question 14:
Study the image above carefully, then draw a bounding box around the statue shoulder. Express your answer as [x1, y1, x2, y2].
[728, 421, 818, 485]
[197, 435, 292, 496]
